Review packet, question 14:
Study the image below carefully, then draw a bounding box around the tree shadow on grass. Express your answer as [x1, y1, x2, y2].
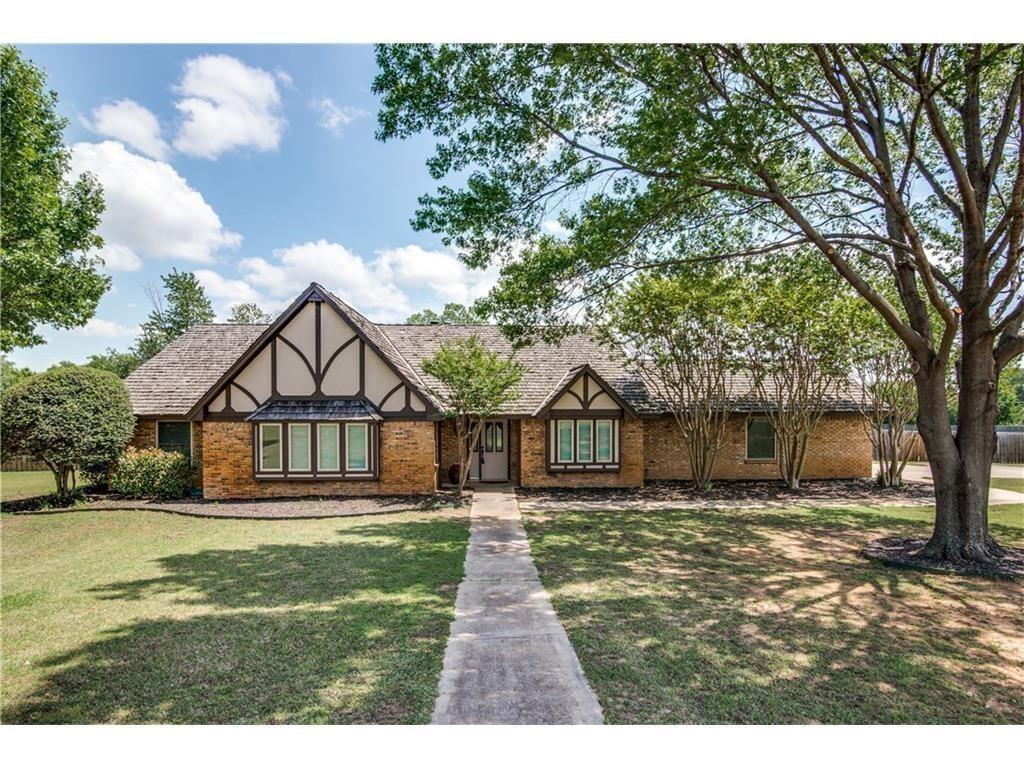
[523, 507, 1024, 724]
[3, 518, 468, 724]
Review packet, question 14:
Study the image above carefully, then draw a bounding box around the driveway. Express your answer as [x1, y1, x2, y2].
[896, 462, 1024, 505]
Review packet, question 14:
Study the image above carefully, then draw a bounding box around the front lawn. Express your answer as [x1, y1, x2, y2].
[522, 503, 1024, 724]
[1, 508, 469, 723]
[990, 476, 1024, 495]
[1, 470, 56, 502]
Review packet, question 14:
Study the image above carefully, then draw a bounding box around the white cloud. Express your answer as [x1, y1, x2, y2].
[310, 98, 366, 136]
[96, 243, 142, 272]
[542, 219, 570, 237]
[375, 245, 499, 304]
[239, 240, 412, 320]
[194, 268, 264, 307]
[172, 54, 286, 159]
[275, 68, 294, 88]
[72, 318, 140, 338]
[69, 141, 241, 265]
[83, 99, 170, 160]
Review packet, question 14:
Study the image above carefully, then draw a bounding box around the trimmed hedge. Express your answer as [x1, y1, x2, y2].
[111, 448, 192, 500]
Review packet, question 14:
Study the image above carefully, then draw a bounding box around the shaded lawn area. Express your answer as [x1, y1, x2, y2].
[1, 471, 55, 502]
[1, 508, 469, 723]
[990, 476, 1024, 495]
[522, 503, 1024, 724]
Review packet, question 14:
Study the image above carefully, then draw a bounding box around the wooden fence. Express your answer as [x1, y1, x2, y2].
[875, 427, 1024, 464]
[1, 455, 50, 472]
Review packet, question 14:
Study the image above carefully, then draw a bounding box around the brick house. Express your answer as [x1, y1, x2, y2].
[124, 282, 872, 499]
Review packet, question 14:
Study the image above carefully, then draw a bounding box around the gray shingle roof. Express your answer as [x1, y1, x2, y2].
[245, 399, 382, 422]
[125, 324, 268, 416]
[124, 292, 865, 418]
[378, 324, 662, 415]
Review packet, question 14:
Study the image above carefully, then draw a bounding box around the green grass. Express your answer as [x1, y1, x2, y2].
[522, 503, 1024, 724]
[990, 476, 1024, 495]
[1, 471, 56, 502]
[1, 508, 469, 723]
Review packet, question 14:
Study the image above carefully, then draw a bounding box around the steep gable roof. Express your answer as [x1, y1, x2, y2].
[125, 323, 268, 416]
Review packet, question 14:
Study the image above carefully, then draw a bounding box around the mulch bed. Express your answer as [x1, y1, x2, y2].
[2, 490, 470, 520]
[516, 478, 935, 504]
[863, 536, 1024, 579]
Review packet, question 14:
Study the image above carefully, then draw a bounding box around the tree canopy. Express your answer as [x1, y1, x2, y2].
[227, 302, 274, 324]
[0, 45, 108, 351]
[376, 43, 1023, 563]
[406, 302, 488, 325]
[134, 270, 215, 359]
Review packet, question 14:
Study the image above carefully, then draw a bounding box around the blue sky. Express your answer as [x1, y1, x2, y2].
[11, 45, 497, 370]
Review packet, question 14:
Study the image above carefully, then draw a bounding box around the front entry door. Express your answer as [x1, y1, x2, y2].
[471, 419, 509, 482]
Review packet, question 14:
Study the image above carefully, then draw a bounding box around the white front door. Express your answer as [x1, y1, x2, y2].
[472, 419, 509, 482]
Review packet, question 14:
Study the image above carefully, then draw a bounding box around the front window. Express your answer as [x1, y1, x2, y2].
[259, 423, 282, 471]
[346, 423, 368, 471]
[577, 420, 593, 462]
[557, 420, 574, 462]
[318, 424, 340, 471]
[157, 421, 191, 461]
[595, 420, 613, 462]
[746, 417, 776, 460]
[289, 424, 311, 471]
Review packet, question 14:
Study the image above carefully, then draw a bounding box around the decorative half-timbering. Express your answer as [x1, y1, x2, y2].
[535, 365, 636, 472]
[195, 285, 432, 420]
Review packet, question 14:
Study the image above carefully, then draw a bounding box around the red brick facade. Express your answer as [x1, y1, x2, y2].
[643, 413, 872, 481]
[132, 411, 871, 498]
[518, 417, 646, 488]
[201, 420, 437, 499]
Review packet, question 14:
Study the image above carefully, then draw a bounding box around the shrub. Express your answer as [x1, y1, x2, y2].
[1, 366, 135, 500]
[111, 448, 193, 500]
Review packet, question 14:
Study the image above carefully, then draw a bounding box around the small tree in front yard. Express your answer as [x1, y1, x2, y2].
[852, 307, 919, 487]
[743, 257, 859, 490]
[422, 335, 524, 492]
[0, 366, 135, 500]
[604, 268, 740, 490]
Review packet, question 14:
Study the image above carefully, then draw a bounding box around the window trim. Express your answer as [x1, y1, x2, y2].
[345, 423, 369, 473]
[156, 420, 193, 463]
[547, 417, 621, 472]
[258, 422, 283, 473]
[745, 416, 777, 461]
[317, 423, 340, 472]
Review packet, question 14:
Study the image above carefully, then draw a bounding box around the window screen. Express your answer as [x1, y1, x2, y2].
[746, 417, 776, 460]
[260, 424, 282, 471]
[557, 420, 574, 462]
[577, 421, 593, 462]
[596, 420, 613, 462]
[157, 421, 191, 460]
[318, 424, 339, 471]
[347, 424, 368, 471]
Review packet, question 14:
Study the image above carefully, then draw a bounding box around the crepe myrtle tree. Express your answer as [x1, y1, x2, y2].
[851, 302, 920, 487]
[375, 44, 1024, 564]
[421, 335, 524, 492]
[742, 256, 863, 490]
[0, 366, 134, 501]
[602, 266, 740, 490]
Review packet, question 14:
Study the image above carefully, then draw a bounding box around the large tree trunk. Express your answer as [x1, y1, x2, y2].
[914, 332, 1003, 563]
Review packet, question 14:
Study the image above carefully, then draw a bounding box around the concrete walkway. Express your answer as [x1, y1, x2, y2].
[431, 485, 603, 725]
[899, 462, 1024, 506]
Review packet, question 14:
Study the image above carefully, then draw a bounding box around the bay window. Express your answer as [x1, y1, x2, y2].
[254, 420, 376, 479]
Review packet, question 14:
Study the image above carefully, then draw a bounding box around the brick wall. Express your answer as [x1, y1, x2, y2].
[201, 420, 437, 499]
[131, 418, 204, 489]
[644, 412, 872, 481]
[519, 417, 645, 488]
